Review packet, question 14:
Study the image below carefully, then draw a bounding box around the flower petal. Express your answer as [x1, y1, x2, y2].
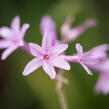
[40, 16, 57, 45]
[83, 57, 99, 65]
[29, 43, 44, 57]
[42, 30, 52, 52]
[63, 55, 79, 62]
[0, 40, 12, 48]
[76, 43, 83, 56]
[80, 62, 93, 75]
[52, 56, 70, 70]
[91, 44, 109, 60]
[94, 73, 109, 94]
[1, 47, 17, 60]
[21, 24, 30, 38]
[50, 44, 68, 56]
[61, 18, 97, 43]
[11, 16, 20, 31]
[23, 58, 42, 76]
[0, 27, 12, 38]
[40, 16, 56, 34]
[42, 60, 56, 79]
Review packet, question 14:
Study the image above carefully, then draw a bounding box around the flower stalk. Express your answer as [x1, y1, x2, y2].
[56, 69, 68, 109]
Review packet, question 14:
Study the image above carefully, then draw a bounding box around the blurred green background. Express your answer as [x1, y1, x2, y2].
[0, 0, 109, 109]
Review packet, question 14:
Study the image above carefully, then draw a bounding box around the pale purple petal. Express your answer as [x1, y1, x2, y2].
[91, 44, 109, 60]
[11, 16, 20, 31]
[40, 16, 56, 35]
[42, 30, 52, 52]
[0, 27, 12, 38]
[42, 60, 56, 79]
[1, 47, 17, 60]
[91, 59, 109, 72]
[21, 24, 30, 38]
[95, 73, 109, 94]
[0, 40, 12, 48]
[52, 56, 70, 70]
[80, 62, 93, 75]
[83, 57, 99, 65]
[23, 58, 42, 76]
[40, 16, 57, 45]
[85, 19, 97, 28]
[76, 43, 83, 56]
[50, 44, 68, 56]
[98, 59, 109, 71]
[29, 43, 44, 57]
[63, 55, 79, 62]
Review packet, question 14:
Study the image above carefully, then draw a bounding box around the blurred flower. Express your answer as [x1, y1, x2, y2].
[64, 43, 108, 75]
[88, 44, 109, 61]
[61, 17, 97, 43]
[0, 16, 30, 60]
[40, 15, 59, 45]
[92, 59, 109, 94]
[23, 30, 70, 79]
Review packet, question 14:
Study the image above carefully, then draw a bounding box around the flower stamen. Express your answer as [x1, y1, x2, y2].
[43, 54, 49, 60]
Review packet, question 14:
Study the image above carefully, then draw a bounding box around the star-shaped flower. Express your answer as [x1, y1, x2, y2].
[64, 43, 107, 75]
[0, 16, 30, 60]
[22, 31, 70, 79]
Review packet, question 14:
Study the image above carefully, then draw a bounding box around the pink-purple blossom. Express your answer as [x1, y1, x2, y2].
[64, 43, 108, 75]
[61, 17, 97, 43]
[0, 16, 30, 60]
[22, 30, 70, 79]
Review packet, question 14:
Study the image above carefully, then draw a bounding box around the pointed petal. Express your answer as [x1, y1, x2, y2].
[40, 16, 56, 34]
[50, 44, 68, 56]
[80, 62, 93, 75]
[29, 43, 44, 57]
[11, 16, 20, 31]
[21, 24, 30, 38]
[40, 16, 57, 45]
[94, 73, 109, 94]
[63, 55, 79, 62]
[42, 30, 52, 52]
[0, 27, 12, 38]
[1, 47, 17, 60]
[91, 44, 109, 60]
[52, 56, 70, 70]
[23, 58, 42, 76]
[42, 60, 56, 79]
[92, 44, 109, 51]
[76, 43, 83, 56]
[0, 40, 12, 48]
[83, 57, 99, 65]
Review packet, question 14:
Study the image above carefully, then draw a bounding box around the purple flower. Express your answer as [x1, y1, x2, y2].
[93, 59, 109, 94]
[61, 17, 97, 43]
[40, 15, 58, 45]
[64, 43, 108, 75]
[0, 16, 30, 60]
[22, 30, 70, 79]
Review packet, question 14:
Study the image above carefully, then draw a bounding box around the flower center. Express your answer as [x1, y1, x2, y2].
[43, 54, 49, 60]
[80, 57, 83, 61]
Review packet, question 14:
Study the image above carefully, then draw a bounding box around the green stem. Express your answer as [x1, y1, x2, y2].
[56, 70, 68, 109]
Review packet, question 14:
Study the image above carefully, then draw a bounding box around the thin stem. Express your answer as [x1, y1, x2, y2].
[56, 69, 68, 109]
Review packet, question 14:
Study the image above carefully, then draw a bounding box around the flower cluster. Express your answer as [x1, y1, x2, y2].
[0, 15, 109, 94]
